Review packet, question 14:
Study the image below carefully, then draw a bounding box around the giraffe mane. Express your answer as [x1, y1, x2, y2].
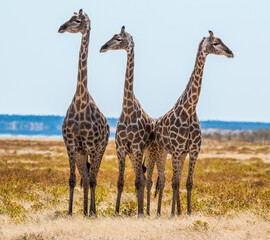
[196, 37, 206, 58]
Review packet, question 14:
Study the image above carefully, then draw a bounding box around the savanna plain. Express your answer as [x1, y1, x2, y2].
[0, 138, 269, 240]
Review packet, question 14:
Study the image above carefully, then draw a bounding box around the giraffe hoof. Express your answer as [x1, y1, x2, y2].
[89, 213, 97, 218]
[113, 212, 121, 217]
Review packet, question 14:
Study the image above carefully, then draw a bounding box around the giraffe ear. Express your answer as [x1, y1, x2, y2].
[79, 9, 83, 15]
[209, 30, 215, 39]
[73, 12, 77, 15]
[121, 26, 125, 33]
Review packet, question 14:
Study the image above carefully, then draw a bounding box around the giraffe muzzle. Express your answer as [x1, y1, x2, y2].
[100, 44, 108, 53]
[58, 24, 67, 33]
[228, 52, 234, 58]
[226, 50, 234, 58]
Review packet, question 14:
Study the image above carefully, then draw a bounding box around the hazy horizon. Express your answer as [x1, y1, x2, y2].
[0, 0, 269, 122]
[1, 114, 270, 124]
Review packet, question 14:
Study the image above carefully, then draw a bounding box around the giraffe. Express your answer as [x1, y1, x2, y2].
[100, 26, 155, 216]
[147, 31, 234, 217]
[58, 9, 110, 217]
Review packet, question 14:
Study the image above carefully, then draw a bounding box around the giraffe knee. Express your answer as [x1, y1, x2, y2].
[147, 179, 153, 190]
[172, 179, 179, 190]
[186, 180, 193, 191]
[117, 179, 124, 190]
[90, 177, 97, 188]
[82, 176, 89, 186]
[135, 179, 142, 190]
[69, 176, 76, 188]
[159, 174, 165, 183]
[159, 176, 165, 190]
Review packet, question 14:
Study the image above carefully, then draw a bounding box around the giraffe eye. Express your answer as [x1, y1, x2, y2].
[213, 42, 219, 46]
[76, 20, 81, 23]
[116, 38, 122, 41]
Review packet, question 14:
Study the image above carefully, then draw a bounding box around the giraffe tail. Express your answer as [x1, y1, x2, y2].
[154, 176, 159, 198]
[80, 161, 90, 188]
[142, 158, 147, 174]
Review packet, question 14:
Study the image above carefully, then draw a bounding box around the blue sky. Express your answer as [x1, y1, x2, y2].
[0, 0, 269, 121]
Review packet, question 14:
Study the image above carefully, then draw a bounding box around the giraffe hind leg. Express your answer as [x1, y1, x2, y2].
[89, 146, 107, 217]
[75, 152, 89, 216]
[66, 147, 76, 216]
[145, 150, 155, 216]
[80, 161, 90, 188]
[115, 149, 126, 215]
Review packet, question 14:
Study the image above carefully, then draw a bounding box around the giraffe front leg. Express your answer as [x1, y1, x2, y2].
[67, 148, 76, 216]
[156, 149, 167, 216]
[145, 153, 155, 216]
[89, 154, 97, 217]
[157, 171, 165, 216]
[76, 152, 89, 216]
[89, 173, 97, 217]
[176, 189, 181, 215]
[115, 150, 126, 215]
[171, 154, 181, 217]
[186, 150, 199, 216]
[176, 152, 187, 215]
[134, 153, 144, 216]
[89, 146, 106, 217]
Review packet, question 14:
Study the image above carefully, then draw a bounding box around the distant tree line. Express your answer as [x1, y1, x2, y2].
[203, 129, 270, 142]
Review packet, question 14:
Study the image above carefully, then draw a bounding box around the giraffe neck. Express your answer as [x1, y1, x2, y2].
[177, 38, 207, 115]
[122, 47, 135, 113]
[74, 24, 90, 108]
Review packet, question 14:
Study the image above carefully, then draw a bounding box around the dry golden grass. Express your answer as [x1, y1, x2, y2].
[0, 138, 269, 239]
[2, 213, 270, 240]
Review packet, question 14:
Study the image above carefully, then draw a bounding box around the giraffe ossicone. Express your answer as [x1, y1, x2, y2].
[59, 9, 110, 217]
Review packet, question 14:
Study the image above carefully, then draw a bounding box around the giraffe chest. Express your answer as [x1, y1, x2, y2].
[155, 115, 190, 154]
[156, 113, 202, 154]
[62, 102, 109, 149]
[116, 113, 154, 152]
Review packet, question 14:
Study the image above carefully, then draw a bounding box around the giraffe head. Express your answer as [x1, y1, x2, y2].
[201, 31, 234, 58]
[100, 26, 134, 53]
[58, 9, 90, 34]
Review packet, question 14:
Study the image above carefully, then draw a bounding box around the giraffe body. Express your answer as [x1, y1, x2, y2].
[100, 26, 155, 216]
[59, 9, 109, 216]
[147, 31, 234, 216]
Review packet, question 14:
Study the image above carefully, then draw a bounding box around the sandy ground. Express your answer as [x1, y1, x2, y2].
[1, 212, 270, 240]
